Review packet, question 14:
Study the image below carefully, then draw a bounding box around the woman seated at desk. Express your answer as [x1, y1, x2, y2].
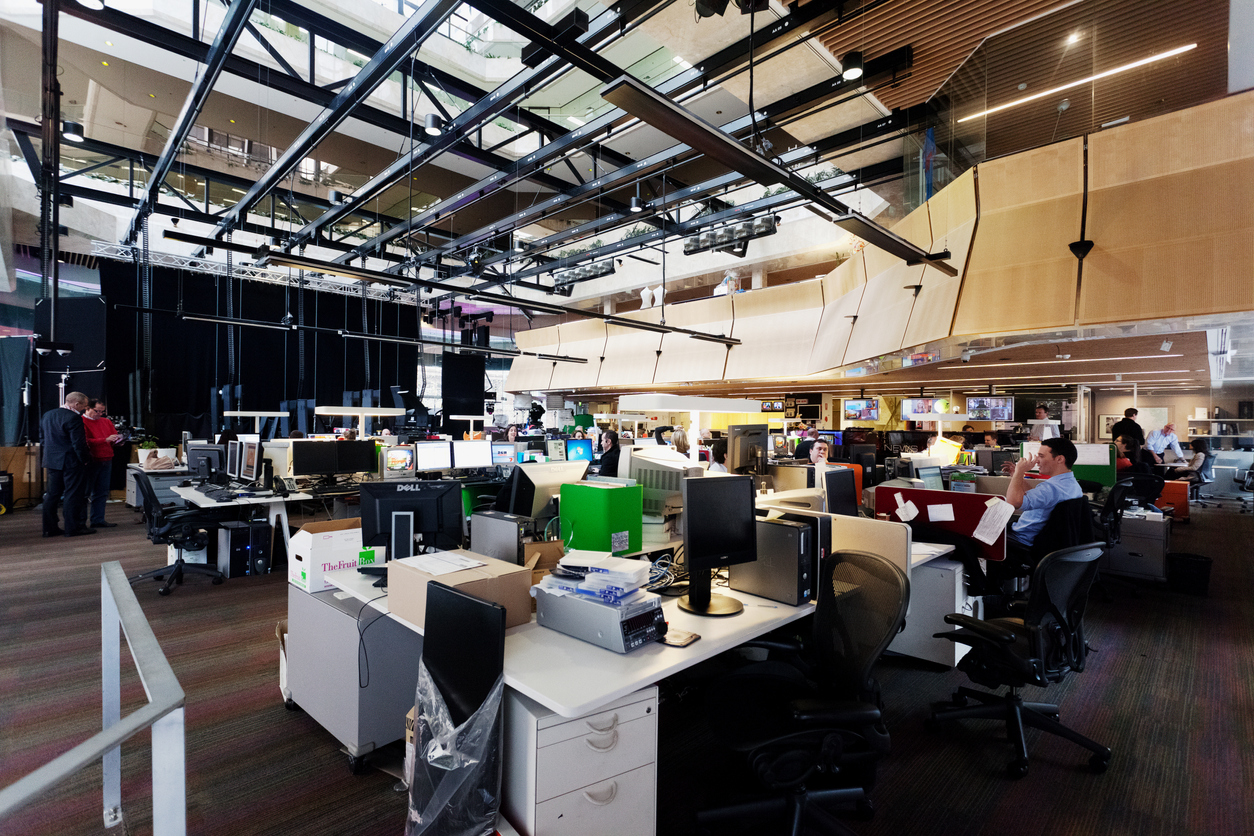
[1167, 438, 1209, 483]
[1116, 436, 1153, 474]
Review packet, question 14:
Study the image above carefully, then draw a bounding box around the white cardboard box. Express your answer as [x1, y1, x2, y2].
[288, 518, 378, 592]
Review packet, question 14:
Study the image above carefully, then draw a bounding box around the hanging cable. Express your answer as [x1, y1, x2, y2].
[225, 230, 236, 387]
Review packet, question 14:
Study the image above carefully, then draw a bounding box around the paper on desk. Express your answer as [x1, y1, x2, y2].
[897, 500, 919, 522]
[929, 504, 955, 522]
[406, 552, 486, 576]
[912, 543, 949, 556]
[973, 499, 1015, 545]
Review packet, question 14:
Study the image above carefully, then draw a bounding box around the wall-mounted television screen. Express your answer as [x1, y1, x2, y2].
[901, 397, 952, 418]
[842, 399, 879, 421]
[965, 396, 1014, 421]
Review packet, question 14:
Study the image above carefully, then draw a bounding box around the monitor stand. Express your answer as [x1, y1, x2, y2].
[678, 568, 743, 616]
[391, 511, 415, 560]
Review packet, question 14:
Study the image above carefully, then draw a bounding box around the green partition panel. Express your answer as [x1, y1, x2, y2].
[559, 482, 643, 555]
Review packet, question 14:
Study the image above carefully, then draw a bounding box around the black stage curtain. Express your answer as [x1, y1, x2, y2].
[100, 260, 421, 440]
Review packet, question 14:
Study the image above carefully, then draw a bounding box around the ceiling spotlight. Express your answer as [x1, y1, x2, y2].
[840, 51, 864, 81]
[61, 121, 85, 142]
[75, 0, 106, 10]
[328, 189, 343, 205]
[630, 195, 645, 213]
[1160, 340, 1173, 352]
[424, 114, 444, 137]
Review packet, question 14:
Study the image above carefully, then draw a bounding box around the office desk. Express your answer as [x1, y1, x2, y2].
[171, 484, 311, 559]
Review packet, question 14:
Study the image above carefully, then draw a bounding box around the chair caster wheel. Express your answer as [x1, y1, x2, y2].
[1007, 760, 1029, 779]
[158, 587, 171, 596]
[1090, 753, 1111, 773]
[348, 755, 369, 775]
[284, 698, 299, 711]
[212, 576, 224, 585]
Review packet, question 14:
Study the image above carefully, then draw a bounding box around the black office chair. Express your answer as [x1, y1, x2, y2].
[1187, 453, 1218, 507]
[928, 542, 1111, 779]
[1236, 469, 1253, 514]
[1118, 473, 1165, 510]
[991, 496, 1094, 597]
[698, 551, 910, 835]
[129, 472, 228, 595]
[1089, 479, 1137, 601]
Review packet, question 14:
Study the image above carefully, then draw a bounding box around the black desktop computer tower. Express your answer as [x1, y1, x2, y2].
[216, 520, 273, 578]
[729, 518, 813, 605]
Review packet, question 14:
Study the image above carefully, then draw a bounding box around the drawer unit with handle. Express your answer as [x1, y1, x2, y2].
[503, 687, 657, 836]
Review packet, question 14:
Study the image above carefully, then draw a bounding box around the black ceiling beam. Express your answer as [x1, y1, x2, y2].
[602, 74, 956, 275]
[214, 0, 461, 234]
[124, 0, 258, 245]
[460, 0, 629, 83]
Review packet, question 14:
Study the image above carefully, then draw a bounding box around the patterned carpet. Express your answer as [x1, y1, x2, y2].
[1, 500, 1251, 836]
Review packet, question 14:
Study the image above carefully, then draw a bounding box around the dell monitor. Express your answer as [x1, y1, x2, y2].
[822, 467, 860, 517]
[290, 440, 338, 477]
[359, 479, 462, 557]
[413, 441, 453, 472]
[452, 440, 492, 469]
[565, 438, 594, 462]
[727, 424, 769, 475]
[492, 460, 590, 519]
[239, 440, 260, 483]
[186, 444, 225, 481]
[680, 474, 758, 616]
[917, 465, 944, 491]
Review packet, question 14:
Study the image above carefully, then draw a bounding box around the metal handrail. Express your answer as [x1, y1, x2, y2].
[0, 562, 187, 834]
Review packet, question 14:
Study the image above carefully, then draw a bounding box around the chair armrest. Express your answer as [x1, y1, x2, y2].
[741, 638, 805, 655]
[790, 698, 881, 726]
[938, 614, 1018, 643]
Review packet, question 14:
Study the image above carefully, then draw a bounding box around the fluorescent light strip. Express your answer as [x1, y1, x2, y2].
[943, 354, 1184, 369]
[958, 43, 1197, 123]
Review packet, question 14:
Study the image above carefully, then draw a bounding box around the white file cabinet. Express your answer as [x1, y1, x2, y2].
[503, 686, 658, 836]
[888, 558, 977, 667]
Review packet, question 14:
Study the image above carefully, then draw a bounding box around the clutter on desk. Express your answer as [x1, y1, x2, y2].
[532, 549, 667, 652]
[289, 518, 366, 593]
[389, 549, 532, 629]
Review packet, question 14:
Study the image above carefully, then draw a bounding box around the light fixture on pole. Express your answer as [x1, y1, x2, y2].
[61, 121, 85, 142]
[74, 0, 106, 11]
[424, 114, 444, 137]
[840, 51, 864, 81]
[630, 195, 645, 213]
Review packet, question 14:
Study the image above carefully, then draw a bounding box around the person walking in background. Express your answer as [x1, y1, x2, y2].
[41, 391, 95, 538]
[82, 398, 122, 528]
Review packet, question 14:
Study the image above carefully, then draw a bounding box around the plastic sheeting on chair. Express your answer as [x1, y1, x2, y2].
[405, 660, 505, 836]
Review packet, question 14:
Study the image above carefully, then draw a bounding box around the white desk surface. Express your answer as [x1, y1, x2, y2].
[172, 484, 313, 507]
[223, 410, 289, 417]
[911, 542, 956, 568]
[322, 566, 813, 719]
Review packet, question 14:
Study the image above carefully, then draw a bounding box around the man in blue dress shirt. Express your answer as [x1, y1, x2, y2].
[1004, 437, 1083, 553]
[1144, 422, 1185, 463]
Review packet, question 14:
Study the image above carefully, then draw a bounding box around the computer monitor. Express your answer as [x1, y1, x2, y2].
[492, 460, 590, 518]
[290, 440, 338, 477]
[380, 445, 416, 479]
[261, 441, 291, 479]
[336, 440, 378, 475]
[491, 443, 516, 465]
[628, 446, 704, 516]
[680, 474, 757, 616]
[565, 438, 594, 462]
[226, 440, 241, 479]
[816, 432, 842, 459]
[414, 441, 453, 472]
[239, 440, 260, 483]
[359, 479, 462, 556]
[847, 443, 877, 462]
[727, 424, 769, 474]
[822, 468, 859, 517]
[965, 395, 1013, 421]
[771, 434, 788, 456]
[991, 450, 1016, 475]
[186, 444, 225, 480]
[452, 440, 493, 469]
[917, 465, 944, 491]
[545, 439, 567, 461]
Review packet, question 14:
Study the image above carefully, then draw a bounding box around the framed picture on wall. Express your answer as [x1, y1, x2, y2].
[1098, 414, 1121, 439]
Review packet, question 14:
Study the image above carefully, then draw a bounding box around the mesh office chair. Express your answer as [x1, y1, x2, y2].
[1236, 469, 1253, 514]
[129, 472, 229, 595]
[1187, 453, 1218, 507]
[1119, 473, 1166, 510]
[698, 551, 910, 835]
[928, 542, 1111, 779]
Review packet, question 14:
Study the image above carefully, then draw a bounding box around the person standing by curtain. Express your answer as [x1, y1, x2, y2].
[41, 391, 95, 537]
[82, 399, 122, 528]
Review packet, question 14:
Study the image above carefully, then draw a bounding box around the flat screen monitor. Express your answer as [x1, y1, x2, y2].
[336, 440, 378, 474]
[239, 440, 260, 483]
[842, 398, 879, 421]
[186, 444, 225, 480]
[545, 439, 567, 461]
[901, 398, 951, 418]
[817, 432, 841, 459]
[680, 474, 757, 616]
[565, 438, 594, 462]
[847, 443, 877, 462]
[290, 440, 337, 477]
[491, 443, 517, 465]
[226, 440, 241, 479]
[414, 441, 453, 472]
[917, 465, 944, 491]
[771, 434, 788, 455]
[381, 445, 416, 479]
[359, 479, 462, 554]
[965, 396, 1014, 422]
[492, 460, 590, 518]
[823, 467, 859, 517]
[727, 424, 769, 474]
[991, 450, 1016, 475]
[261, 441, 290, 479]
[237, 433, 260, 444]
[452, 440, 492, 469]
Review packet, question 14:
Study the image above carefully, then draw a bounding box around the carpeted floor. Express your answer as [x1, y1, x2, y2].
[1, 499, 1251, 835]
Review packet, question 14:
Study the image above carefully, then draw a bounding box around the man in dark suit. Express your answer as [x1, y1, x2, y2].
[41, 391, 96, 537]
[1109, 408, 1145, 447]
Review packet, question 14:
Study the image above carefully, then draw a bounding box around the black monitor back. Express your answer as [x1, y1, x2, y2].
[823, 467, 859, 517]
[423, 581, 506, 726]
